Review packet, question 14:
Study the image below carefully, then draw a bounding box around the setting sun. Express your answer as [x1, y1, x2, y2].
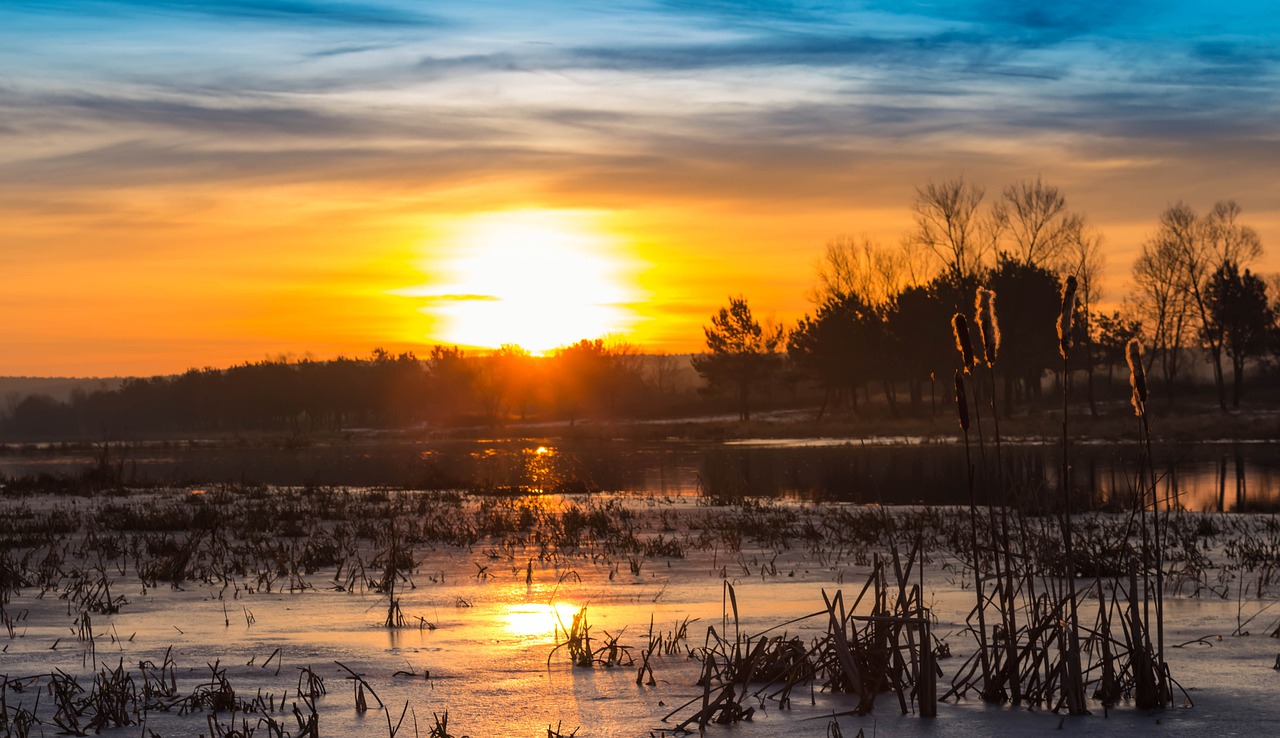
[399, 210, 643, 353]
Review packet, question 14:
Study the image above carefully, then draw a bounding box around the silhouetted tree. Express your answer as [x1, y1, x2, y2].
[1194, 202, 1264, 409]
[1095, 310, 1145, 395]
[886, 283, 956, 413]
[812, 236, 919, 307]
[1206, 262, 1275, 407]
[368, 349, 427, 427]
[646, 353, 686, 401]
[988, 257, 1061, 407]
[788, 293, 884, 417]
[6, 394, 74, 439]
[1062, 223, 1106, 414]
[1135, 201, 1263, 408]
[549, 339, 647, 423]
[994, 177, 1081, 268]
[427, 345, 476, 424]
[909, 177, 998, 281]
[693, 296, 783, 421]
[1133, 226, 1193, 396]
[473, 345, 537, 424]
[599, 340, 650, 417]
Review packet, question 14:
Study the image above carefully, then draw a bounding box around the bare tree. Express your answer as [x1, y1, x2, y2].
[646, 352, 686, 398]
[995, 177, 1083, 268]
[1132, 235, 1194, 395]
[896, 236, 937, 288]
[812, 236, 920, 307]
[909, 177, 997, 280]
[1204, 200, 1264, 266]
[1160, 200, 1264, 410]
[1265, 273, 1280, 308]
[1061, 221, 1106, 414]
[1062, 221, 1106, 309]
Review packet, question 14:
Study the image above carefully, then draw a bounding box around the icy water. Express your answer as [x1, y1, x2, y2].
[12, 551, 1278, 737]
[2, 484, 1280, 737]
[3, 436, 1280, 511]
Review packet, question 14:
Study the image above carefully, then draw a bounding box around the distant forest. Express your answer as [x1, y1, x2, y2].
[0, 377, 123, 404]
[5, 177, 1279, 440]
[0, 346, 703, 440]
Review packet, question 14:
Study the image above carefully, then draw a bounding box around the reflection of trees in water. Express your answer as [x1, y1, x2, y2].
[698, 443, 1280, 513]
[2, 439, 1278, 511]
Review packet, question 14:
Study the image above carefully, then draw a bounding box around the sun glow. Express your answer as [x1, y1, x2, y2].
[503, 602, 581, 642]
[402, 210, 643, 353]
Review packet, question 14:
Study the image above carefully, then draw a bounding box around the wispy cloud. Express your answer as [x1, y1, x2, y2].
[21, 0, 442, 27]
[307, 43, 400, 58]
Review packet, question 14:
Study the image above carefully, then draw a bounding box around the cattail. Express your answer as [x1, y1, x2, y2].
[953, 369, 970, 431]
[1127, 338, 1147, 415]
[975, 288, 1000, 367]
[1058, 275, 1077, 360]
[952, 313, 975, 371]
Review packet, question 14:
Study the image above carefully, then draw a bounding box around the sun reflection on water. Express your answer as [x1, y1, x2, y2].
[503, 602, 580, 643]
[463, 443, 577, 494]
[523, 445, 557, 492]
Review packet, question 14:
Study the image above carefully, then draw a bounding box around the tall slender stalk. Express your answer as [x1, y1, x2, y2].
[1057, 276, 1086, 714]
[955, 369, 991, 691]
[976, 288, 1020, 706]
[1127, 339, 1169, 708]
[1137, 391, 1169, 706]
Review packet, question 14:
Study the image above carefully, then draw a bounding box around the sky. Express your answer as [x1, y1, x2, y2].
[2, 1, 1279, 376]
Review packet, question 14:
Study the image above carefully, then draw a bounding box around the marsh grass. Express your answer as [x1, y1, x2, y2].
[931, 288, 1190, 716]
[0, 442, 1273, 734]
[547, 606, 635, 669]
[663, 548, 941, 732]
[546, 720, 580, 737]
[549, 606, 594, 668]
[428, 709, 465, 738]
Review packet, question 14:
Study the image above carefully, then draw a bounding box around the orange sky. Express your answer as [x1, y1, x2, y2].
[2, 2, 1278, 376]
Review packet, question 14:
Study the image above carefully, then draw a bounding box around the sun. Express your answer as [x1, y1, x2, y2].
[400, 210, 643, 353]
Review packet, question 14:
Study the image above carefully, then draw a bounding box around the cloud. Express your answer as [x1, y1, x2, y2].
[3, 0, 1277, 219]
[413, 32, 996, 77]
[33, 94, 367, 138]
[21, 0, 441, 27]
[862, 0, 1158, 40]
[307, 43, 399, 58]
[1188, 41, 1280, 82]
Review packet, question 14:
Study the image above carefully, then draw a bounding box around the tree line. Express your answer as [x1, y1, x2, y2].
[0, 344, 698, 439]
[3, 176, 1276, 439]
[694, 178, 1278, 420]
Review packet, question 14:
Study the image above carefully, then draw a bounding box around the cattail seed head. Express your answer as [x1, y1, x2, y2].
[975, 288, 1000, 367]
[1058, 275, 1078, 360]
[953, 369, 970, 432]
[952, 313, 975, 371]
[1126, 338, 1147, 414]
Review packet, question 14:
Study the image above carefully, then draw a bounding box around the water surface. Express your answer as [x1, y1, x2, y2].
[3, 436, 1278, 511]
